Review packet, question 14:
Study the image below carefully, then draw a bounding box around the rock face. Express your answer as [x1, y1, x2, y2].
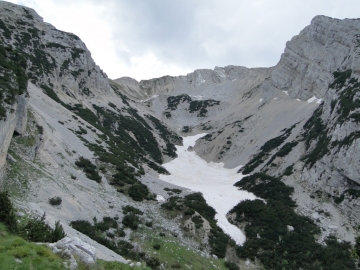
[14, 94, 28, 135]
[264, 16, 360, 101]
[1, 2, 360, 267]
[0, 1, 117, 176]
[48, 237, 96, 269]
[0, 94, 28, 176]
[0, 1, 112, 100]
[0, 108, 17, 173]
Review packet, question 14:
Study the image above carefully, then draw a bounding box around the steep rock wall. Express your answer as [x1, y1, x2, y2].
[264, 16, 360, 101]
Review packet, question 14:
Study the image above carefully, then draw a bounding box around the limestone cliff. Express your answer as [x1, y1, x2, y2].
[0, 1, 112, 101]
[263, 16, 360, 101]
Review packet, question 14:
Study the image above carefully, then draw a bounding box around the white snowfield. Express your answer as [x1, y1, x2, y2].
[307, 96, 323, 104]
[160, 133, 256, 245]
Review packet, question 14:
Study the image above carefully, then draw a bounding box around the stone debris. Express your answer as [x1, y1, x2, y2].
[48, 237, 96, 268]
[286, 225, 294, 232]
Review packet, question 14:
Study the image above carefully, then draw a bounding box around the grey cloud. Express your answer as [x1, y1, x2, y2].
[54, 0, 360, 77]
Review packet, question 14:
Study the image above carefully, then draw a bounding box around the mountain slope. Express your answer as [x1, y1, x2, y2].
[0, 2, 359, 269]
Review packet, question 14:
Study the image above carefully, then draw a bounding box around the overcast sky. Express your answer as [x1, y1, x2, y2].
[5, 0, 360, 81]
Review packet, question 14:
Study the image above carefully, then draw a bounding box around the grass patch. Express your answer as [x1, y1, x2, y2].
[0, 223, 67, 270]
[132, 226, 228, 270]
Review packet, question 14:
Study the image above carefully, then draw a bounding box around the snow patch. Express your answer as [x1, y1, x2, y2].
[159, 134, 256, 245]
[156, 195, 165, 202]
[140, 95, 158, 103]
[282, 91, 289, 95]
[191, 95, 203, 100]
[307, 96, 317, 103]
[259, 99, 263, 103]
[307, 96, 323, 104]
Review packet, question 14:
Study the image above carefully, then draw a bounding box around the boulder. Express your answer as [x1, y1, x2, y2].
[48, 237, 96, 267]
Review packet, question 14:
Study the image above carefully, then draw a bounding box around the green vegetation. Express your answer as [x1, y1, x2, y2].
[122, 214, 141, 230]
[329, 69, 352, 90]
[161, 193, 230, 258]
[189, 99, 220, 117]
[0, 42, 28, 120]
[266, 141, 298, 166]
[301, 105, 331, 167]
[128, 183, 153, 202]
[0, 191, 65, 243]
[0, 223, 67, 270]
[70, 216, 145, 263]
[49, 196, 62, 206]
[283, 165, 294, 176]
[167, 94, 191, 110]
[164, 93, 221, 117]
[224, 261, 239, 270]
[146, 114, 182, 158]
[75, 157, 102, 183]
[191, 215, 204, 228]
[122, 205, 143, 215]
[0, 222, 141, 270]
[182, 125, 192, 133]
[231, 173, 356, 269]
[0, 19, 12, 39]
[164, 188, 182, 194]
[46, 42, 67, 50]
[334, 74, 360, 125]
[145, 159, 169, 175]
[333, 188, 360, 204]
[240, 124, 297, 174]
[132, 226, 228, 270]
[110, 83, 130, 106]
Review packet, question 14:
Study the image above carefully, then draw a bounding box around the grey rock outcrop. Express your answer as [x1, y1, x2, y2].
[0, 1, 113, 101]
[264, 16, 360, 101]
[48, 236, 96, 268]
[14, 94, 28, 135]
[0, 94, 28, 175]
[0, 108, 17, 172]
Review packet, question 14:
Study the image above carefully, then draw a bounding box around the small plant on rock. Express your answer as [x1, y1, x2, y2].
[49, 196, 62, 206]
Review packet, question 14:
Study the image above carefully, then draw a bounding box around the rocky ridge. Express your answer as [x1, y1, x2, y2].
[263, 15, 360, 101]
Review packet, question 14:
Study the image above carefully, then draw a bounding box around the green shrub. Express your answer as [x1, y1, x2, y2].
[122, 205, 143, 215]
[231, 173, 356, 269]
[191, 215, 204, 228]
[171, 263, 182, 268]
[145, 221, 153, 227]
[161, 196, 183, 211]
[21, 213, 65, 243]
[49, 196, 62, 206]
[224, 261, 239, 270]
[128, 183, 150, 202]
[0, 191, 17, 232]
[96, 217, 118, 231]
[240, 124, 297, 174]
[116, 228, 125, 237]
[145, 256, 161, 269]
[283, 165, 294, 176]
[122, 214, 140, 230]
[75, 157, 101, 183]
[167, 94, 191, 110]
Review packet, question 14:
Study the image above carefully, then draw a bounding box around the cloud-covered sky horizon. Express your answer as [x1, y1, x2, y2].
[5, 0, 360, 81]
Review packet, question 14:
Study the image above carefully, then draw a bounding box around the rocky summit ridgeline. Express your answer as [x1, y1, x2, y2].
[0, 1, 359, 269]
